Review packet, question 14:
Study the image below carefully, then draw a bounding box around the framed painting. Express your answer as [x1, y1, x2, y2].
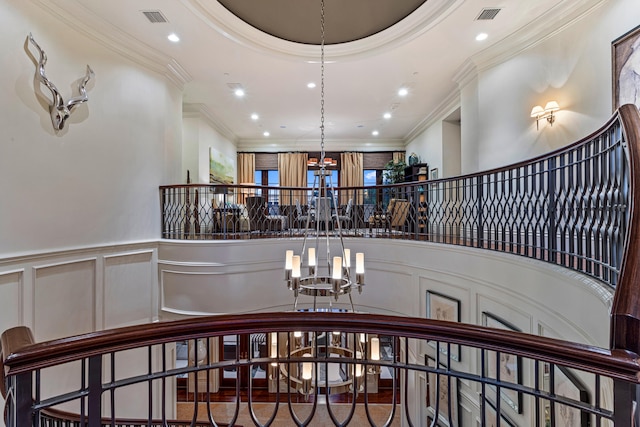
[544, 365, 590, 427]
[427, 291, 461, 362]
[209, 147, 234, 184]
[478, 395, 517, 427]
[482, 312, 523, 413]
[426, 355, 459, 427]
[431, 168, 439, 180]
[612, 24, 640, 111]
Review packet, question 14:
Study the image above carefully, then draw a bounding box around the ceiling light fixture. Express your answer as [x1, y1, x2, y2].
[307, 82, 316, 88]
[234, 88, 245, 97]
[263, 131, 270, 137]
[276, 2, 379, 400]
[383, 112, 392, 119]
[167, 33, 180, 42]
[475, 32, 488, 41]
[251, 113, 259, 120]
[398, 88, 409, 97]
[284, 0, 365, 330]
[372, 130, 379, 136]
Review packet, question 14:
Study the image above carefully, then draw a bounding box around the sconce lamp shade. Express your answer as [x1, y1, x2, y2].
[530, 105, 544, 117]
[531, 100, 560, 130]
[544, 101, 559, 112]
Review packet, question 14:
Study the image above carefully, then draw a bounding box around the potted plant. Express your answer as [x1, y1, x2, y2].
[383, 159, 407, 184]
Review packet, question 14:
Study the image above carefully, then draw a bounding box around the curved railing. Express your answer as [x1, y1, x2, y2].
[2, 105, 640, 426]
[161, 106, 636, 290]
[3, 312, 640, 426]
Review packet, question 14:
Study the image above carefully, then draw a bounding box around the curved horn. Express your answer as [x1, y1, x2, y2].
[28, 33, 64, 109]
[67, 65, 94, 111]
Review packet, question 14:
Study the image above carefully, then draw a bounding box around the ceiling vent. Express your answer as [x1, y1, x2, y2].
[142, 10, 168, 24]
[476, 8, 501, 20]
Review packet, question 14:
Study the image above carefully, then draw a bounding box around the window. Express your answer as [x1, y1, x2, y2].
[363, 169, 382, 206]
[254, 170, 279, 206]
[254, 170, 279, 186]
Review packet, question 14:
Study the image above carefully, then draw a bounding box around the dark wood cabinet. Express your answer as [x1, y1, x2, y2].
[404, 163, 428, 182]
[404, 163, 429, 235]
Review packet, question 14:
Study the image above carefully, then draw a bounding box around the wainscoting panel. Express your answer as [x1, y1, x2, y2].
[0, 269, 24, 334]
[103, 250, 155, 328]
[33, 258, 96, 342]
[161, 267, 291, 315]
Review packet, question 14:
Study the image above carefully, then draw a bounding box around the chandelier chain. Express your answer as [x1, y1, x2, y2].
[320, 0, 325, 164]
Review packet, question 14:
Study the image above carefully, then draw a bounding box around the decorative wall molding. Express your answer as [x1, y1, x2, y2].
[183, 103, 237, 145]
[237, 138, 406, 153]
[185, 0, 462, 61]
[32, 258, 97, 340]
[0, 269, 25, 326]
[30, 0, 192, 88]
[404, 89, 461, 142]
[463, 0, 606, 74]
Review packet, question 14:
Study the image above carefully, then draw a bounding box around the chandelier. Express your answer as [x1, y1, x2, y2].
[275, 0, 376, 400]
[283, 0, 365, 312]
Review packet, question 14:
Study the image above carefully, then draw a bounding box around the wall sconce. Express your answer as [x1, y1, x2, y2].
[531, 101, 560, 130]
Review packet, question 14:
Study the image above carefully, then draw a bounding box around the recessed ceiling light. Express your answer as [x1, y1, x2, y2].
[398, 88, 409, 97]
[372, 130, 379, 136]
[475, 33, 488, 41]
[263, 131, 270, 137]
[167, 33, 180, 43]
[383, 112, 392, 119]
[234, 88, 245, 97]
[251, 113, 259, 120]
[307, 82, 316, 88]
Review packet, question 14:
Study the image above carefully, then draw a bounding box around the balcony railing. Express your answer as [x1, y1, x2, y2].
[161, 106, 635, 290]
[3, 312, 640, 426]
[1, 104, 639, 427]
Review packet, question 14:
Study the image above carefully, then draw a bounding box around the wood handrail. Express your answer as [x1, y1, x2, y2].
[3, 312, 640, 382]
[611, 103, 640, 354]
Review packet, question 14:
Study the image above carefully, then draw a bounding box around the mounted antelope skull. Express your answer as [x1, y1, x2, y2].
[27, 33, 94, 131]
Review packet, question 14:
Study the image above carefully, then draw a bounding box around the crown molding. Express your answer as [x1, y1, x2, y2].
[404, 90, 460, 142]
[468, 0, 606, 73]
[184, 0, 464, 62]
[236, 138, 405, 153]
[451, 59, 478, 89]
[30, 0, 192, 88]
[183, 103, 238, 144]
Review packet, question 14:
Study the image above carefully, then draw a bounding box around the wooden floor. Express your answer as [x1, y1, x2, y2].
[176, 378, 402, 426]
[178, 379, 399, 404]
[176, 399, 402, 426]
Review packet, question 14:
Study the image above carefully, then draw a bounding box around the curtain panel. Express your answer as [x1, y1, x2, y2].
[340, 152, 363, 205]
[278, 153, 308, 206]
[392, 151, 406, 164]
[237, 153, 255, 204]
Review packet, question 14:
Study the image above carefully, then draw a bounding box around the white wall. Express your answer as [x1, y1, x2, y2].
[182, 106, 237, 184]
[0, 0, 183, 258]
[407, 0, 639, 175]
[464, 0, 639, 171]
[158, 238, 614, 426]
[405, 120, 443, 176]
[442, 119, 461, 177]
[0, 1, 181, 423]
[158, 239, 612, 347]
